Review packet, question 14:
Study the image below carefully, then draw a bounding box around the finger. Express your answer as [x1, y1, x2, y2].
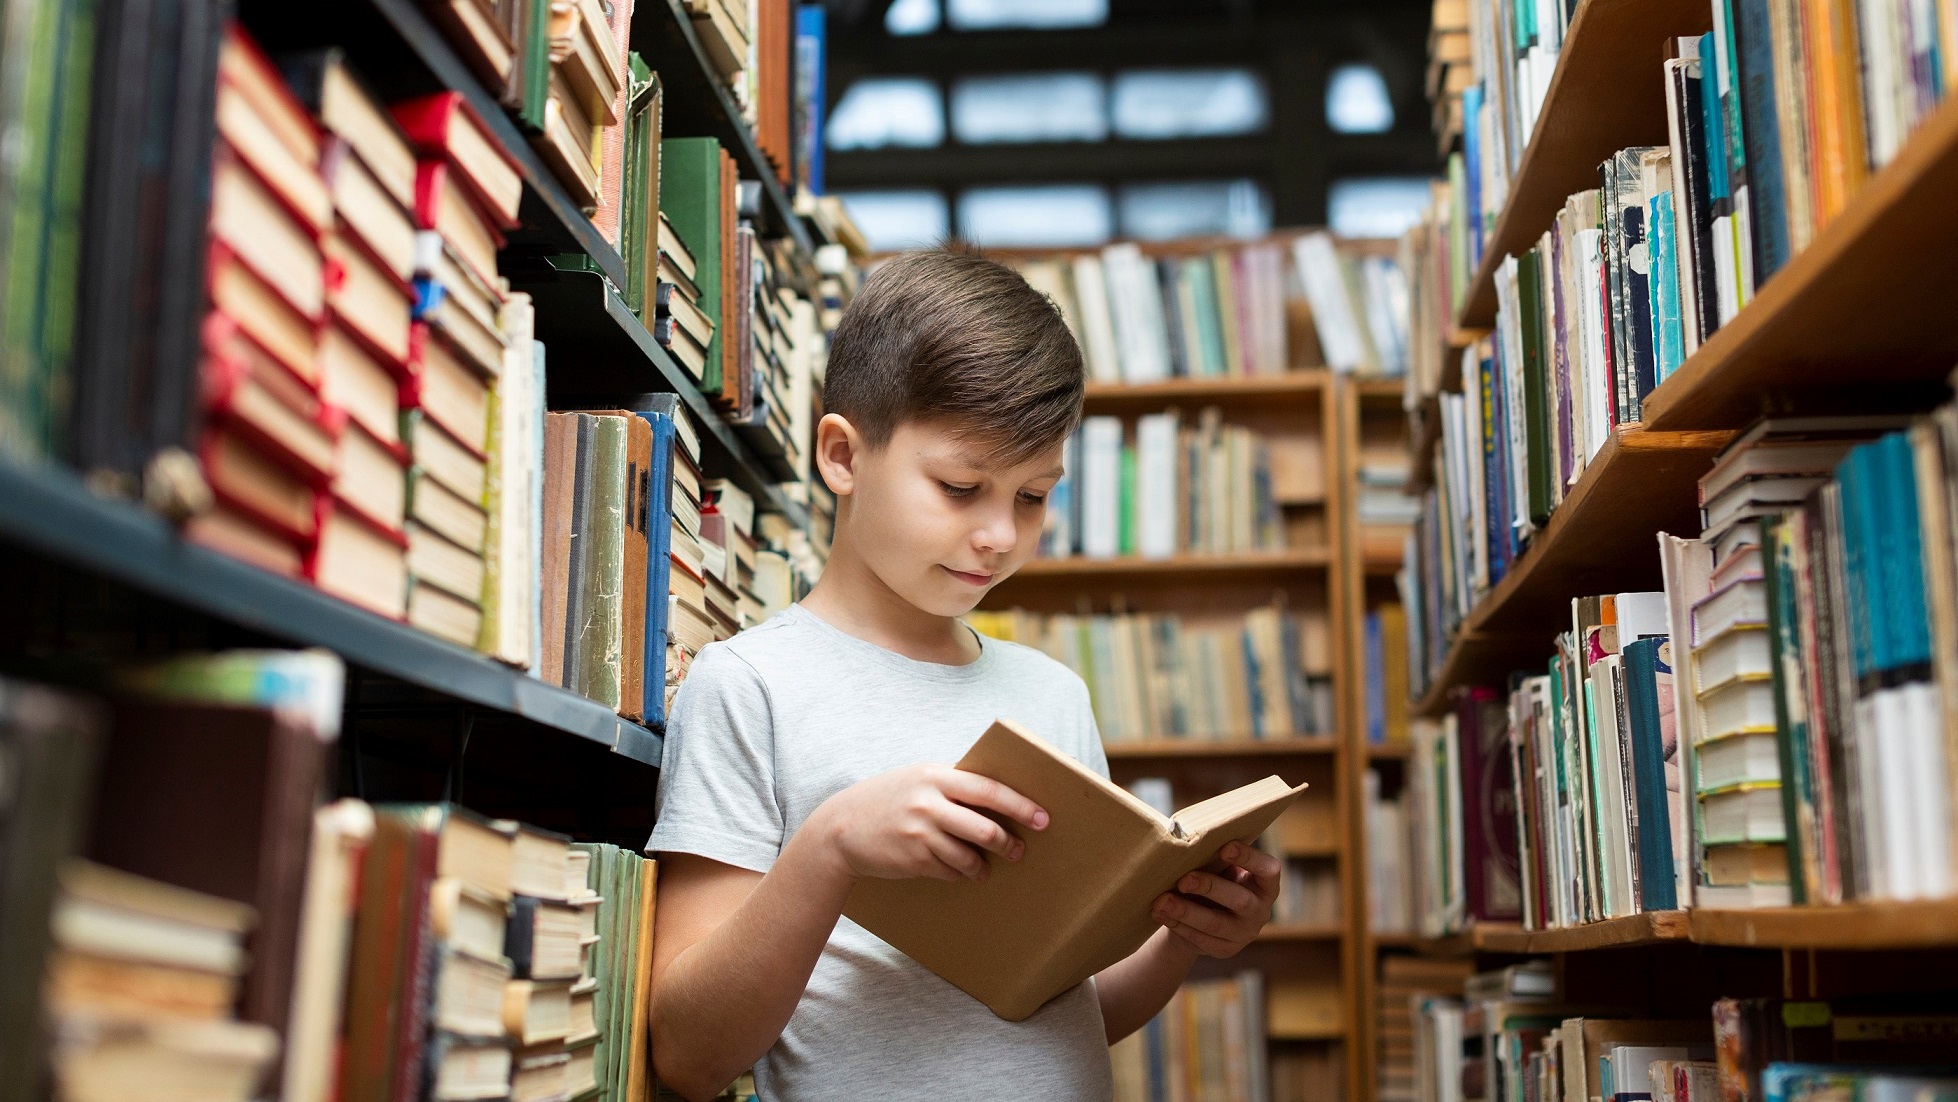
[934, 802, 1026, 861]
[1153, 893, 1241, 940]
[1162, 919, 1238, 958]
[939, 769, 1050, 831]
[1220, 842, 1283, 896]
[925, 833, 990, 881]
[1175, 870, 1260, 916]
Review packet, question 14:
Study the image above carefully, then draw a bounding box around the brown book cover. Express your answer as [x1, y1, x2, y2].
[87, 700, 330, 1078]
[843, 719, 1306, 1021]
[623, 858, 658, 1102]
[755, 0, 791, 181]
[570, 410, 652, 719]
[717, 150, 738, 410]
[540, 413, 579, 686]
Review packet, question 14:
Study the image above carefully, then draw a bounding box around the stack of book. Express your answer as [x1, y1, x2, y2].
[1665, 412, 1958, 908]
[1398, 190, 1465, 399]
[1426, 0, 1470, 154]
[681, 0, 797, 187]
[704, 480, 764, 628]
[1010, 240, 1295, 384]
[965, 604, 1337, 743]
[41, 862, 280, 1102]
[500, 827, 596, 1102]
[654, 215, 717, 380]
[1109, 971, 1269, 1102]
[662, 400, 714, 718]
[533, 0, 625, 209]
[685, 0, 751, 110]
[662, 136, 742, 404]
[736, 239, 812, 473]
[187, 28, 346, 594]
[1375, 957, 1471, 1102]
[1043, 409, 1292, 561]
[393, 91, 526, 648]
[1407, 687, 1521, 936]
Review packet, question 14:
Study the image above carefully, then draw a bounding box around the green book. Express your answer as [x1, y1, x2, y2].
[520, 0, 550, 130]
[1184, 260, 1228, 377]
[1117, 444, 1136, 556]
[1516, 249, 1553, 528]
[621, 57, 659, 317]
[1761, 514, 1816, 903]
[581, 843, 616, 1099]
[576, 415, 626, 711]
[660, 137, 724, 394]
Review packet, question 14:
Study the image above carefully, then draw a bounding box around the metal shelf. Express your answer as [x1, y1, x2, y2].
[0, 458, 661, 768]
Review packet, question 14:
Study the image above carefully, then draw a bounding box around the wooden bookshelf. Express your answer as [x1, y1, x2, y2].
[1691, 901, 1958, 950]
[1260, 923, 1347, 943]
[1082, 371, 1330, 407]
[1453, 0, 1713, 328]
[1102, 737, 1341, 759]
[1005, 547, 1333, 581]
[1488, 911, 1689, 953]
[1411, 426, 1732, 714]
[1639, 95, 1958, 432]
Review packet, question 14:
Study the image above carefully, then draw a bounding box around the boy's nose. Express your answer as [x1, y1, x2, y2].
[972, 502, 1018, 554]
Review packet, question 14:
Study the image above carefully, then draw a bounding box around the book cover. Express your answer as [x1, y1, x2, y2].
[1733, 0, 1791, 285]
[844, 719, 1305, 1021]
[660, 137, 727, 395]
[1623, 636, 1681, 910]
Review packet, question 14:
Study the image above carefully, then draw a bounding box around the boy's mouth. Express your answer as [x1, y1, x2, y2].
[941, 566, 995, 587]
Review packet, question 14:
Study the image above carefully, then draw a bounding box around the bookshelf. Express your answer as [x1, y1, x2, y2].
[1373, 0, 1958, 1093]
[1451, 0, 1712, 327]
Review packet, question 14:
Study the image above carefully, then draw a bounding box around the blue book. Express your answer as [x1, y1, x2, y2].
[1878, 432, 1931, 672]
[1463, 84, 1486, 265]
[1733, 0, 1791, 284]
[1648, 189, 1685, 382]
[1837, 444, 1882, 679]
[1364, 612, 1385, 744]
[794, 5, 827, 193]
[1622, 636, 1679, 909]
[1700, 32, 1731, 211]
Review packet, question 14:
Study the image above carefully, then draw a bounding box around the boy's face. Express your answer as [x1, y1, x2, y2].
[823, 416, 1065, 618]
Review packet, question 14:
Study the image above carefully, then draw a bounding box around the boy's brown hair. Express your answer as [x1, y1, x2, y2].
[823, 244, 1084, 466]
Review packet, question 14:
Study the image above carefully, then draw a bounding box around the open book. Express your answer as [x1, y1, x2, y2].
[843, 719, 1308, 1021]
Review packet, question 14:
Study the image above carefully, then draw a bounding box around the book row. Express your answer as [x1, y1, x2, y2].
[1005, 231, 1414, 385]
[967, 604, 1338, 743]
[1400, 408, 1958, 933]
[1402, 962, 1958, 1102]
[1041, 409, 1304, 561]
[0, 650, 673, 1102]
[1439, 0, 1955, 335]
[1109, 971, 1271, 1102]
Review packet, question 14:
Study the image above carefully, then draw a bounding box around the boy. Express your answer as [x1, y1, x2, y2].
[647, 247, 1283, 1100]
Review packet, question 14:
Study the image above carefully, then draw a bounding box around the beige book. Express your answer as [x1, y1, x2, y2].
[844, 719, 1306, 1021]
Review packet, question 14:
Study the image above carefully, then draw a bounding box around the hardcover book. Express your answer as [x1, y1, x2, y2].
[844, 719, 1305, 1021]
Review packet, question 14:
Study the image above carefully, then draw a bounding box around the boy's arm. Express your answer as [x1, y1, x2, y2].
[650, 765, 1049, 1101]
[1094, 842, 1283, 1043]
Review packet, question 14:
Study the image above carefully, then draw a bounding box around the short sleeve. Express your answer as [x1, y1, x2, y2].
[646, 642, 784, 873]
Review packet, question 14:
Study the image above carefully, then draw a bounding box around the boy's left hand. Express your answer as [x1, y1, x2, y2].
[1151, 842, 1282, 959]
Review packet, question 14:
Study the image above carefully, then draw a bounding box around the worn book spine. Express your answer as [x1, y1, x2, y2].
[562, 414, 597, 689]
[1734, 0, 1790, 285]
[619, 413, 652, 721]
[576, 415, 626, 712]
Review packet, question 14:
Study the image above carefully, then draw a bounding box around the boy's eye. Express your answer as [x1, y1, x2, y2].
[939, 481, 979, 498]
[1018, 491, 1048, 506]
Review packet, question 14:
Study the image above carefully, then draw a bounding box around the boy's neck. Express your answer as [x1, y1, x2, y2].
[800, 543, 981, 667]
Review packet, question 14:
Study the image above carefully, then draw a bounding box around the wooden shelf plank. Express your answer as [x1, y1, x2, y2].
[1454, 0, 1713, 328]
[1006, 548, 1331, 581]
[1691, 900, 1958, 949]
[1509, 910, 1690, 952]
[1355, 378, 1407, 402]
[1103, 737, 1340, 759]
[1641, 96, 1958, 431]
[1412, 427, 1731, 714]
[1260, 923, 1346, 943]
[1082, 371, 1330, 407]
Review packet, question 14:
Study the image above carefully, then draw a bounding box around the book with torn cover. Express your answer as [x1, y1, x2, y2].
[844, 718, 1307, 1021]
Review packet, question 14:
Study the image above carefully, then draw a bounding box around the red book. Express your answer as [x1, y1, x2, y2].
[200, 428, 322, 544]
[1453, 686, 1523, 922]
[412, 160, 504, 296]
[309, 494, 410, 620]
[390, 91, 521, 228]
[202, 312, 340, 480]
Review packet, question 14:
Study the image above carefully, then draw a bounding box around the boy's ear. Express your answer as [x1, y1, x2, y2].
[814, 413, 863, 497]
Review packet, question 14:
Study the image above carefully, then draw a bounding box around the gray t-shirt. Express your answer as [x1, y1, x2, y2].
[648, 603, 1115, 1102]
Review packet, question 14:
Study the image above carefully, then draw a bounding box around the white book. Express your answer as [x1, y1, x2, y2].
[1101, 244, 1171, 384]
[1661, 529, 1714, 911]
[1591, 657, 1636, 918]
[1079, 416, 1124, 558]
[1693, 626, 1771, 692]
[1697, 677, 1778, 743]
[1615, 591, 1670, 643]
[1068, 255, 1123, 384]
[1694, 729, 1783, 790]
[1577, 225, 1611, 462]
[1699, 784, 1785, 844]
[1902, 679, 1954, 899]
[1711, 214, 1740, 326]
[1134, 412, 1179, 559]
[1290, 232, 1365, 372]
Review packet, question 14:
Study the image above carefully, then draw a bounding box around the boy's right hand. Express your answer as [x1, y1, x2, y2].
[807, 764, 1049, 884]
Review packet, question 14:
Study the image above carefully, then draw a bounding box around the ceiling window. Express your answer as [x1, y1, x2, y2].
[1111, 69, 1268, 139]
[952, 73, 1107, 143]
[838, 190, 950, 251]
[1118, 180, 1271, 241]
[1327, 177, 1432, 238]
[1325, 63, 1395, 134]
[957, 185, 1112, 247]
[826, 78, 945, 150]
[885, 0, 941, 35]
[947, 0, 1107, 30]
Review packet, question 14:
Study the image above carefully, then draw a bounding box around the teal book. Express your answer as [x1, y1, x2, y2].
[660, 137, 726, 395]
[1622, 636, 1679, 909]
[1649, 189, 1685, 382]
[1761, 514, 1816, 902]
[1184, 260, 1227, 377]
[1117, 444, 1136, 556]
